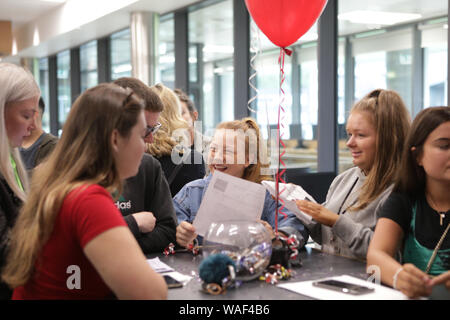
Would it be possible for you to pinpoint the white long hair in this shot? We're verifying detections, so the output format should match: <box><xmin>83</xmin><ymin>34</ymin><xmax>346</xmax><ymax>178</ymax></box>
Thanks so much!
<box><xmin>0</xmin><ymin>63</ymin><xmax>41</xmax><ymax>201</ymax></box>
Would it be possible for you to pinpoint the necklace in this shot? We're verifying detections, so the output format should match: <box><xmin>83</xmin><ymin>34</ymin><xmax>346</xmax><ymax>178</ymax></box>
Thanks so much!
<box><xmin>427</xmin><ymin>194</ymin><xmax>449</xmax><ymax>226</ymax></box>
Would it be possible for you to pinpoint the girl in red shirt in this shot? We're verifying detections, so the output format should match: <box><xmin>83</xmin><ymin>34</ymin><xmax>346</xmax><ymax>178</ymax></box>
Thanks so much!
<box><xmin>2</xmin><ymin>83</ymin><xmax>167</xmax><ymax>300</ymax></box>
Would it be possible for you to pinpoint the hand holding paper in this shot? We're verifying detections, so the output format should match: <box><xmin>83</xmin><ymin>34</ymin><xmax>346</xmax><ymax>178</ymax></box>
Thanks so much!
<box><xmin>261</xmin><ymin>181</ymin><xmax>315</xmax><ymax>225</ymax></box>
<box><xmin>192</xmin><ymin>171</ymin><xmax>266</xmax><ymax>236</ymax></box>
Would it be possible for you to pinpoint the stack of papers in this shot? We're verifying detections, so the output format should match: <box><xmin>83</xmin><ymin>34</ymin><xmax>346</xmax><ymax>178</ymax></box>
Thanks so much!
<box><xmin>262</xmin><ymin>181</ymin><xmax>315</xmax><ymax>224</ymax></box>
<box><xmin>163</xmin><ymin>271</ymin><xmax>193</xmax><ymax>286</ymax></box>
<box><xmin>277</xmin><ymin>275</ymin><xmax>409</xmax><ymax>300</ymax></box>
<box><xmin>147</xmin><ymin>257</ymin><xmax>193</xmax><ymax>286</ymax></box>
<box><xmin>147</xmin><ymin>257</ymin><xmax>174</xmax><ymax>273</ymax></box>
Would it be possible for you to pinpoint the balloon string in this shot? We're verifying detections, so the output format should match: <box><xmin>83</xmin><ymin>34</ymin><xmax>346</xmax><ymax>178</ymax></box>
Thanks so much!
<box><xmin>275</xmin><ymin>47</ymin><xmax>289</xmax><ymax>236</ymax></box>
<box><xmin>247</xmin><ymin>22</ymin><xmax>261</xmax><ymax>114</ymax></box>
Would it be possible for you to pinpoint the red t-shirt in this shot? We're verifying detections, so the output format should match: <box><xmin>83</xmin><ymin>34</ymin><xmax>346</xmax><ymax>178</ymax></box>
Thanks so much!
<box><xmin>13</xmin><ymin>184</ymin><xmax>127</xmax><ymax>300</ymax></box>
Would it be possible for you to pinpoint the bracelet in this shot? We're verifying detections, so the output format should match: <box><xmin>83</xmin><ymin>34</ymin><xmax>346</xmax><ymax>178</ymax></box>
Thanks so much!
<box><xmin>392</xmin><ymin>266</ymin><xmax>404</xmax><ymax>290</ymax></box>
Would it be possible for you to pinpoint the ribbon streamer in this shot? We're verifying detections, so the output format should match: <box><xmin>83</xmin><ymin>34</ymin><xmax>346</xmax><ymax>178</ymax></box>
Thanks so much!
<box><xmin>163</xmin><ymin>239</ymin><xmax>201</xmax><ymax>256</ymax></box>
<box><xmin>274</xmin><ymin>47</ymin><xmax>291</xmax><ymax>235</ymax></box>
<box><xmin>259</xmin><ymin>264</ymin><xmax>293</xmax><ymax>285</ymax></box>
<box><xmin>247</xmin><ymin>22</ymin><xmax>262</xmax><ymax>114</ymax></box>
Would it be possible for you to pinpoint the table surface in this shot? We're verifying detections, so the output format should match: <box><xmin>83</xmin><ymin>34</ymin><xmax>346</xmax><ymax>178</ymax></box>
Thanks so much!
<box><xmin>148</xmin><ymin>246</ymin><xmax>369</xmax><ymax>300</ymax></box>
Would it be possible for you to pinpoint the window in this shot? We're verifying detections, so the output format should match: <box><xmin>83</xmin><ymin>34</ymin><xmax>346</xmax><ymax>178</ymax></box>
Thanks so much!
<box><xmin>423</xmin><ymin>18</ymin><xmax>448</xmax><ymax>109</ymax></box>
<box><xmin>252</xmin><ymin>19</ymin><xmax>319</xmax><ymax>172</ymax></box>
<box><xmin>110</xmin><ymin>28</ymin><xmax>131</xmax><ymax>80</ymax></box>
<box><xmin>353</xmin><ymin>29</ymin><xmax>413</xmax><ymax>107</ymax></box>
<box><xmin>158</xmin><ymin>14</ymin><xmax>175</xmax><ymax>87</ymax></box>
<box><xmin>338</xmin><ymin>0</ymin><xmax>448</xmax><ymax>173</ymax></box>
<box><xmin>57</xmin><ymin>50</ymin><xmax>71</xmax><ymax>135</ymax></box>
<box><xmin>38</xmin><ymin>58</ymin><xmax>50</xmax><ymax>133</ymax></box>
<box><xmin>80</xmin><ymin>40</ymin><xmax>98</xmax><ymax>92</ymax></box>
<box><xmin>188</xmin><ymin>0</ymin><xmax>234</xmax><ymax>133</ymax></box>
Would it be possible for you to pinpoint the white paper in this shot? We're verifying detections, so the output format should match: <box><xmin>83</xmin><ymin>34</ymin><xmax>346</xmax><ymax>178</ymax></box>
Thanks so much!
<box><xmin>164</xmin><ymin>271</ymin><xmax>193</xmax><ymax>286</ymax></box>
<box><xmin>147</xmin><ymin>259</ymin><xmax>192</xmax><ymax>287</ymax></box>
<box><xmin>277</xmin><ymin>274</ymin><xmax>409</xmax><ymax>300</ymax></box>
<box><xmin>261</xmin><ymin>181</ymin><xmax>314</xmax><ymax>224</ymax></box>
<box><xmin>147</xmin><ymin>257</ymin><xmax>174</xmax><ymax>273</ymax></box>
<box><xmin>192</xmin><ymin>171</ymin><xmax>266</xmax><ymax>236</ymax></box>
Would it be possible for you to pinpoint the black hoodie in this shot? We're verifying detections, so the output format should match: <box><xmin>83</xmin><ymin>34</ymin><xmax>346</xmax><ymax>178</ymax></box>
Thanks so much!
<box><xmin>117</xmin><ymin>153</ymin><xmax>177</xmax><ymax>254</ymax></box>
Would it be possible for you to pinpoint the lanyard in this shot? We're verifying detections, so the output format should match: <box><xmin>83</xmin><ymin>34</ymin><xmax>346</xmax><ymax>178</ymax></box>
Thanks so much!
<box><xmin>10</xmin><ymin>154</ymin><xmax>24</xmax><ymax>192</ymax></box>
<box><xmin>337</xmin><ymin>177</ymin><xmax>359</xmax><ymax>215</ymax></box>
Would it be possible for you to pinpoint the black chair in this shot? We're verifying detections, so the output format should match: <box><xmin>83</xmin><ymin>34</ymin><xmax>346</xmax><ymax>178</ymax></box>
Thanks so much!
<box><xmin>283</xmin><ymin>169</ymin><xmax>336</xmax><ymax>203</ymax></box>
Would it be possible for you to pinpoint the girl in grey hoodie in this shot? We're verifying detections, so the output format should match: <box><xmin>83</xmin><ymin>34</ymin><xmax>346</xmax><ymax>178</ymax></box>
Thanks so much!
<box><xmin>296</xmin><ymin>89</ymin><xmax>410</xmax><ymax>260</ymax></box>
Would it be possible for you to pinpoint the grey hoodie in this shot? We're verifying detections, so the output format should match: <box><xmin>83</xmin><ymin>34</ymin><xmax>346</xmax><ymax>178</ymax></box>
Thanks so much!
<box><xmin>307</xmin><ymin>167</ymin><xmax>392</xmax><ymax>261</ymax></box>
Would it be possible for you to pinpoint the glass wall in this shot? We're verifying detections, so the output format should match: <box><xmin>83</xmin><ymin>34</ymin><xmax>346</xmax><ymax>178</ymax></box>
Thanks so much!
<box><xmin>423</xmin><ymin>18</ymin><xmax>448</xmax><ymax>110</ymax></box>
<box><xmin>158</xmin><ymin>14</ymin><xmax>175</xmax><ymax>87</ymax></box>
<box><xmin>38</xmin><ymin>58</ymin><xmax>50</xmax><ymax>133</ymax></box>
<box><xmin>251</xmin><ymin>19</ymin><xmax>319</xmax><ymax>172</ymax></box>
<box><xmin>353</xmin><ymin>29</ymin><xmax>413</xmax><ymax>106</ymax></box>
<box><xmin>110</xmin><ymin>28</ymin><xmax>132</xmax><ymax>80</ymax></box>
<box><xmin>80</xmin><ymin>40</ymin><xmax>98</xmax><ymax>92</ymax></box>
<box><xmin>57</xmin><ymin>50</ymin><xmax>71</xmax><ymax>135</ymax></box>
<box><xmin>338</xmin><ymin>0</ymin><xmax>448</xmax><ymax>173</ymax></box>
<box><xmin>188</xmin><ymin>0</ymin><xmax>234</xmax><ymax>134</ymax></box>
<box><xmin>22</xmin><ymin>0</ymin><xmax>448</xmax><ymax>174</ymax></box>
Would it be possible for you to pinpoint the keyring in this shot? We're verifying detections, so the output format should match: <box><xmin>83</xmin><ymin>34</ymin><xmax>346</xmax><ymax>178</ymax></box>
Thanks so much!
<box><xmin>205</xmin><ymin>283</ymin><xmax>223</xmax><ymax>295</ymax></box>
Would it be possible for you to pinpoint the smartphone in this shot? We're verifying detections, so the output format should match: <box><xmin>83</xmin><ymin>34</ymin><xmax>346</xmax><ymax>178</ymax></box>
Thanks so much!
<box><xmin>164</xmin><ymin>275</ymin><xmax>183</xmax><ymax>289</ymax></box>
<box><xmin>312</xmin><ymin>279</ymin><xmax>374</xmax><ymax>295</ymax></box>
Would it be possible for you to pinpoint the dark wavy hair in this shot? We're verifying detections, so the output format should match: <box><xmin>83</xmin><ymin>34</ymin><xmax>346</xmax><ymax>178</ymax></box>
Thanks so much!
<box><xmin>394</xmin><ymin>106</ymin><xmax>450</xmax><ymax>196</ymax></box>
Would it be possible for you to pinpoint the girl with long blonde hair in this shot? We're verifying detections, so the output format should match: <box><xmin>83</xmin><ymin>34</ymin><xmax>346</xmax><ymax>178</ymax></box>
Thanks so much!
<box><xmin>148</xmin><ymin>83</ymin><xmax>205</xmax><ymax>196</ymax></box>
<box><xmin>174</xmin><ymin>117</ymin><xmax>308</xmax><ymax>250</ymax></box>
<box><xmin>2</xmin><ymin>83</ymin><xmax>167</xmax><ymax>300</ymax></box>
<box><xmin>0</xmin><ymin>63</ymin><xmax>40</xmax><ymax>300</ymax></box>
<box><xmin>296</xmin><ymin>88</ymin><xmax>411</xmax><ymax>260</ymax></box>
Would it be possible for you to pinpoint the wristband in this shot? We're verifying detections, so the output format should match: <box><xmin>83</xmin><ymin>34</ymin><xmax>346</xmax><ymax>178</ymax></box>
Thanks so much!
<box><xmin>392</xmin><ymin>266</ymin><xmax>404</xmax><ymax>290</ymax></box>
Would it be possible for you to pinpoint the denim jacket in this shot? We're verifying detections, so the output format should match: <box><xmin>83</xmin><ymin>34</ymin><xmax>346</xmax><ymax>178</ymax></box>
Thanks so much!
<box><xmin>173</xmin><ymin>174</ymin><xmax>309</xmax><ymax>248</ymax></box>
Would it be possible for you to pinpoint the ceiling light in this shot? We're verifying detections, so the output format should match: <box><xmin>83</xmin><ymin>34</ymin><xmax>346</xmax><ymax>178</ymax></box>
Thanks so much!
<box><xmin>39</xmin><ymin>0</ymin><xmax>67</xmax><ymax>3</ymax></box>
<box><xmin>339</xmin><ymin>11</ymin><xmax>422</xmax><ymax>26</ymax></box>
<box><xmin>33</xmin><ymin>28</ymin><xmax>40</xmax><ymax>46</ymax></box>
<box><xmin>12</xmin><ymin>39</ymin><xmax>17</xmax><ymax>56</ymax></box>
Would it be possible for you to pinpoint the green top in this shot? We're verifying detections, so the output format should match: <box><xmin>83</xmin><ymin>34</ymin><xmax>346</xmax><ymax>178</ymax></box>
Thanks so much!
<box><xmin>10</xmin><ymin>154</ymin><xmax>24</xmax><ymax>192</ymax></box>
<box><xmin>403</xmin><ymin>202</ymin><xmax>450</xmax><ymax>276</ymax></box>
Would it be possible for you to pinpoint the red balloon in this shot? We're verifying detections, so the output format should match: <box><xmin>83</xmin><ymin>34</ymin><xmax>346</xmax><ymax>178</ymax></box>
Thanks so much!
<box><xmin>245</xmin><ymin>0</ymin><xmax>327</xmax><ymax>48</ymax></box>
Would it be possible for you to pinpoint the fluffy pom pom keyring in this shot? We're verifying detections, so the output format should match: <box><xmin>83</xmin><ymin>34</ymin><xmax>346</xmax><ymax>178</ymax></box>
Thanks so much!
<box><xmin>199</xmin><ymin>253</ymin><xmax>236</xmax><ymax>295</ymax></box>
